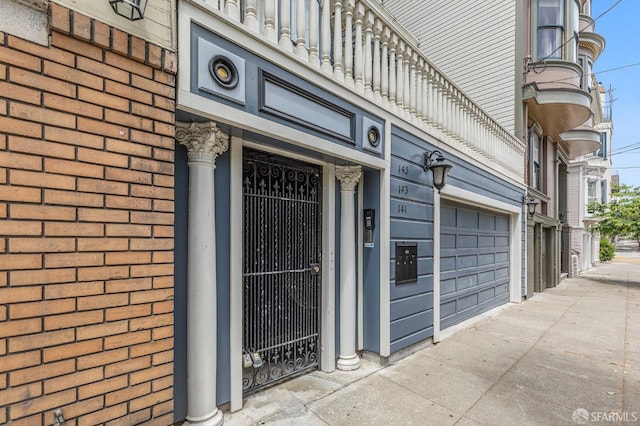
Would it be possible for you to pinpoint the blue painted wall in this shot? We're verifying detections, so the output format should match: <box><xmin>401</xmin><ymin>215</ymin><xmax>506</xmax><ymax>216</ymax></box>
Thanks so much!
<box><xmin>190</xmin><ymin>23</ymin><xmax>384</xmax><ymax>160</ymax></box>
<box><xmin>389</xmin><ymin>126</ymin><xmax>524</xmax><ymax>353</ymax></box>
<box><xmin>389</xmin><ymin>128</ymin><xmax>435</xmax><ymax>353</ymax></box>
<box><xmin>173</xmin><ymin>141</ymin><xmax>232</xmax><ymax>413</ymax></box>
<box><xmin>362</xmin><ymin>169</ymin><xmax>381</xmax><ymax>353</ymax></box>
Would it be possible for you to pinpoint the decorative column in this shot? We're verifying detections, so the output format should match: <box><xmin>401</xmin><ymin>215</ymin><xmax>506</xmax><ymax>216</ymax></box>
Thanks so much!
<box><xmin>335</xmin><ymin>165</ymin><xmax>362</xmax><ymax>371</ymax></box>
<box><xmin>176</xmin><ymin>122</ymin><xmax>229</xmax><ymax>426</ymax></box>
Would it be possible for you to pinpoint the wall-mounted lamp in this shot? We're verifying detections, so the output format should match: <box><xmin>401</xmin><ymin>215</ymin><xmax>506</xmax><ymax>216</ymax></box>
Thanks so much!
<box><xmin>109</xmin><ymin>0</ymin><xmax>147</xmax><ymax>21</ymax></box>
<box><xmin>524</xmin><ymin>195</ymin><xmax>539</xmax><ymax>217</ymax></box>
<box><xmin>423</xmin><ymin>150</ymin><xmax>452</xmax><ymax>193</ymax></box>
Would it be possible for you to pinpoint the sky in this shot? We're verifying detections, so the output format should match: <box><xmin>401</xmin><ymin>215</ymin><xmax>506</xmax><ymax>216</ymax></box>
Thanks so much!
<box><xmin>591</xmin><ymin>0</ymin><xmax>640</xmax><ymax>187</ymax></box>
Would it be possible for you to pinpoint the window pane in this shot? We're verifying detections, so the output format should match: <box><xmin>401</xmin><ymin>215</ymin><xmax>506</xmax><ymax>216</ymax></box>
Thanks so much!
<box><xmin>537</xmin><ymin>28</ymin><xmax>562</xmax><ymax>58</ymax></box>
<box><xmin>530</xmin><ymin>131</ymin><xmax>541</xmax><ymax>190</ymax></box>
<box><xmin>538</xmin><ymin>0</ymin><xmax>563</xmax><ymax>26</ymax></box>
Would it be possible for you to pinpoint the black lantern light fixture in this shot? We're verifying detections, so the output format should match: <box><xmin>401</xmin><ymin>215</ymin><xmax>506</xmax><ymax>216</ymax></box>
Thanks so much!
<box><xmin>423</xmin><ymin>150</ymin><xmax>452</xmax><ymax>193</ymax></box>
<box><xmin>109</xmin><ymin>0</ymin><xmax>147</xmax><ymax>21</ymax></box>
<box><xmin>524</xmin><ymin>195</ymin><xmax>539</xmax><ymax>217</ymax></box>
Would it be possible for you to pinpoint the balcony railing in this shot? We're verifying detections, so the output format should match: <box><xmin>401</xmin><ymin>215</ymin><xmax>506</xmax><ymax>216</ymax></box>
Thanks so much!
<box><xmin>196</xmin><ymin>0</ymin><xmax>525</xmax><ymax>179</ymax></box>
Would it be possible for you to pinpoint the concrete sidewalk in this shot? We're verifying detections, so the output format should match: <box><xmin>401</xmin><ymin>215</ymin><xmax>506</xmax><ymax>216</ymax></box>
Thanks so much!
<box><xmin>225</xmin><ymin>260</ymin><xmax>640</xmax><ymax>425</ymax></box>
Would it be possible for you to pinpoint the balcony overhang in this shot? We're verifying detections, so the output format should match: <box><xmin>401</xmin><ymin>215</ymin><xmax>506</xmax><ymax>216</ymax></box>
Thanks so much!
<box><xmin>524</xmin><ymin>82</ymin><xmax>593</xmax><ymax>137</ymax></box>
<box><xmin>579</xmin><ymin>33</ymin><xmax>605</xmax><ymax>61</ymax></box>
<box><xmin>558</xmin><ymin>127</ymin><xmax>601</xmax><ymax>160</ymax></box>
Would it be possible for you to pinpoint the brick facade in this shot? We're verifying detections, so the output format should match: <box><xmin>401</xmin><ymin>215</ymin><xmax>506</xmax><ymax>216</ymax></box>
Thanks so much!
<box><xmin>1</xmin><ymin>4</ymin><xmax>176</xmax><ymax>424</ymax></box>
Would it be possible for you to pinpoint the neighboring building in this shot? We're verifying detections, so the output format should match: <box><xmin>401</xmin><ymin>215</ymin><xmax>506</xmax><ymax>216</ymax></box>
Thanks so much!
<box><xmin>567</xmin><ymin>83</ymin><xmax>613</xmax><ymax>275</ymax></box>
<box><xmin>1</xmin><ymin>0</ymin><xmax>176</xmax><ymax>424</ymax></box>
<box><xmin>383</xmin><ymin>0</ymin><xmax>605</xmax><ymax>296</ymax></box>
<box><xmin>523</xmin><ymin>0</ymin><xmax>605</xmax><ymax>293</ymax></box>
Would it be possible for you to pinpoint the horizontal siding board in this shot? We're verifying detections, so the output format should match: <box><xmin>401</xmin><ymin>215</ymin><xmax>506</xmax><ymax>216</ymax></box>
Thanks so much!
<box><xmin>390</xmin><ymin>327</ymin><xmax>434</xmax><ymax>353</ymax></box>
<box><xmin>390</xmin><ymin>310</ymin><xmax>434</xmax><ymax>342</ymax></box>
<box><xmin>390</xmin><ymin>274</ymin><xmax>434</xmax><ymax>301</ymax></box>
<box><xmin>390</xmin><ymin>293</ymin><xmax>434</xmax><ymax>321</ymax></box>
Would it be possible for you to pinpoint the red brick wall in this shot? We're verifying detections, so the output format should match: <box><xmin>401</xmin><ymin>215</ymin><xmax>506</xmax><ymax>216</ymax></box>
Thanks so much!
<box><xmin>0</xmin><ymin>4</ymin><xmax>176</xmax><ymax>425</ymax></box>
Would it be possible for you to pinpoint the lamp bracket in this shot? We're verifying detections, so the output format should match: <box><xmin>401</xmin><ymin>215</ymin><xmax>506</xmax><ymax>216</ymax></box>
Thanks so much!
<box><xmin>422</xmin><ymin>150</ymin><xmax>444</xmax><ymax>171</ymax></box>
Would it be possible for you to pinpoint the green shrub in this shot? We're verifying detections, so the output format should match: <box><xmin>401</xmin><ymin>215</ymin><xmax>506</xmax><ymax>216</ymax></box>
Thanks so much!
<box><xmin>600</xmin><ymin>237</ymin><xmax>615</xmax><ymax>262</ymax></box>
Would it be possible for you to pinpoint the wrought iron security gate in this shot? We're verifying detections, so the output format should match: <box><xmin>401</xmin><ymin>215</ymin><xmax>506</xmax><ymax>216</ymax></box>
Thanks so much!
<box><xmin>242</xmin><ymin>149</ymin><xmax>322</xmax><ymax>393</ymax></box>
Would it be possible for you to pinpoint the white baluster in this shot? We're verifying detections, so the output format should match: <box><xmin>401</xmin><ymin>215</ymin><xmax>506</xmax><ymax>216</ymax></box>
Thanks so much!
<box><xmin>309</xmin><ymin>0</ymin><xmax>320</xmax><ymax>67</ymax></box>
<box><xmin>425</xmin><ymin>65</ymin><xmax>433</xmax><ymax>124</ymax></box>
<box><xmin>403</xmin><ymin>45</ymin><xmax>411</xmax><ymax>116</ymax></box>
<box><xmin>364</xmin><ymin>11</ymin><xmax>374</xmax><ymax>99</ymax></box>
<box><xmin>464</xmin><ymin>106</ymin><xmax>470</xmax><ymax>142</ymax></box>
<box><xmin>452</xmin><ymin>96</ymin><xmax>460</xmax><ymax>140</ymax></box>
<box><xmin>279</xmin><ymin>0</ymin><xmax>293</xmax><ymax>52</ymax></box>
<box><xmin>435</xmin><ymin>76</ymin><xmax>442</xmax><ymax>128</ymax></box>
<box><xmin>245</xmin><ymin>0</ymin><xmax>259</xmax><ymax>32</ymax></box>
<box><xmin>380</xmin><ymin>27</ymin><xmax>390</xmax><ymax>108</ymax></box>
<box><xmin>353</xmin><ymin>3</ymin><xmax>364</xmax><ymax>93</ymax></box>
<box><xmin>333</xmin><ymin>1</ymin><xmax>343</xmax><ymax>80</ymax></box>
<box><xmin>321</xmin><ymin>0</ymin><xmax>332</xmax><ymax>74</ymax></box>
<box><xmin>396</xmin><ymin>40</ymin><xmax>404</xmax><ymax>113</ymax></box>
<box><xmin>410</xmin><ymin>51</ymin><xmax>417</xmax><ymax>121</ymax></box>
<box><xmin>388</xmin><ymin>33</ymin><xmax>397</xmax><ymax>111</ymax></box>
<box><xmin>224</xmin><ymin>0</ymin><xmax>240</xmax><ymax>21</ymax></box>
<box><xmin>442</xmin><ymin>82</ymin><xmax>449</xmax><ymax>132</ymax></box>
<box><xmin>372</xmin><ymin>20</ymin><xmax>382</xmax><ymax>103</ymax></box>
<box><xmin>295</xmin><ymin>0</ymin><xmax>308</xmax><ymax>60</ymax></box>
<box><xmin>263</xmin><ymin>0</ymin><xmax>277</xmax><ymax>42</ymax></box>
<box><xmin>447</xmin><ymin>85</ymin><xmax>453</xmax><ymax>133</ymax></box>
<box><xmin>416</xmin><ymin>58</ymin><xmax>423</xmax><ymax>123</ymax></box>
<box><xmin>439</xmin><ymin>77</ymin><xmax>446</xmax><ymax>129</ymax></box>
<box><xmin>344</xmin><ymin>0</ymin><xmax>355</xmax><ymax>88</ymax></box>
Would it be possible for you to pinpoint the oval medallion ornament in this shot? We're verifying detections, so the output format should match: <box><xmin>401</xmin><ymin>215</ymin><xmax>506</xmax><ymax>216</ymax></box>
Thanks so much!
<box><xmin>209</xmin><ymin>55</ymin><xmax>239</xmax><ymax>89</ymax></box>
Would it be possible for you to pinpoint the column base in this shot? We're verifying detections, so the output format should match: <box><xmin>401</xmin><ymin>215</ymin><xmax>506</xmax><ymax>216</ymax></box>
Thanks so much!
<box><xmin>186</xmin><ymin>408</ymin><xmax>224</xmax><ymax>426</ymax></box>
<box><xmin>337</xmin><ymin>354</ymin><xmax>361</xmax><ymax>371</ymax></box>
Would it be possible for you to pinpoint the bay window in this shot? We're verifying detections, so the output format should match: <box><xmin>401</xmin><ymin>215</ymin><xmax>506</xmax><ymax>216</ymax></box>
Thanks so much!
<box><xmin>537</xmin><ymin>0</ymin><xmax>564</xmax><ymax>59</ymax></box>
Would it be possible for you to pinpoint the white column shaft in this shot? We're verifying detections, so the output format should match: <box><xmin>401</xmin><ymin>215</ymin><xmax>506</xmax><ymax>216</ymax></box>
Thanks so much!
<box><xmin>186</xmin><ymin>162</ymin><xmax>222</xmax><ymax>426</ymax></box>
<box><xmin>336</xmin><ymin>165</ymin><xmax>361</xmax><ymax>371</ymax></box>
<box><xmin>177</xmin><ymin>122</ymin><xmax>228</xmax><ymax>426</ymax></box>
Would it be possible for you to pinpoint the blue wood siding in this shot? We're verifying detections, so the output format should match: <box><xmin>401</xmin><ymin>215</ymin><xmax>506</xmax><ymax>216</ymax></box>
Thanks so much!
<box><xmin>389</xmin><ymin>128</ymin><xmax>435</xmax><ymax>353</ymax></box>
<box><xmin>389</xmin><ymin>126</ymin><xmax>524</xmax><ymax>354</ymax></box>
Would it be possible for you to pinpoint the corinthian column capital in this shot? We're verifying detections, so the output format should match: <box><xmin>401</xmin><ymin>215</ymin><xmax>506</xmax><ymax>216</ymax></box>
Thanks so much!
<box><xmin>335</xmin><ymin>165</ymin><xmax>362</xmax><ymax>191</ymax></box>
<box><xmin>176</xmin><ymin>121</ymin><xmax>229</xmax><ymax>164</ymax></box>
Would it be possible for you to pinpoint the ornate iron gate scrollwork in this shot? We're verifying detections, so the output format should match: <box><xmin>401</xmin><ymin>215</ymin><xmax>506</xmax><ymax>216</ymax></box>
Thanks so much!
<box><xmin>242</xmin><ymin>149</ymin><xmax>322</xmax><ymax>393</ymax></box>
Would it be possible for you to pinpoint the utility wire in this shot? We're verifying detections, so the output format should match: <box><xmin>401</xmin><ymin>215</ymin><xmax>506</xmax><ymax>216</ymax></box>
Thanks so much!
<box><xmin>611</xmin><ymin>147</ymin><xmax>640</xmax><ymax>156</ymax></box>
<box><xmin>530</xmin><ymin>61</ymin><xmax>640</xmax><ymax>85</ymax></box>
<box><xmin>611</xmin><ymin>141</ymin><xmax>640</xmax><ymax>154</ymax></box>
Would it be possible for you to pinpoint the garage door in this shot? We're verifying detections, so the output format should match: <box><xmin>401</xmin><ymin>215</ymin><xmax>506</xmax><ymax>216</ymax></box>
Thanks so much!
<box><xmin>440</xmin><ymin>201</ymin><xmax>510</xmax><ymax>329</ymax></box>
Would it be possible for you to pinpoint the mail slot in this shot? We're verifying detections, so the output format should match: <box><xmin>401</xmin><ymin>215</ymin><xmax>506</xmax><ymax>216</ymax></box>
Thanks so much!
<box><xmin>395</xmin><ymin>242</ymin><xmax>417</xmax><ymax>284</ymax></box>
